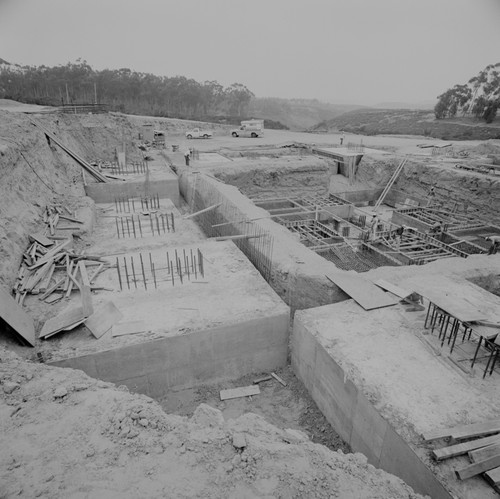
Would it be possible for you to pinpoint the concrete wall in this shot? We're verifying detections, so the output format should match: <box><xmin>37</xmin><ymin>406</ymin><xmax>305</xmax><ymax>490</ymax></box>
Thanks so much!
<box><xmin>85</xmin><ymin>178</ymin><xmax>180</xmax><ymax>206</ymax></box>
<box><xmin>391</xmin><ymin>211</ymin><xmax>429</xmax><ymax>232</ymax></box>
<box><xmin>50</xmin><ymin>312</ymin><xmax>289</xmax><ymax>398</ymax></box>
<box><xmin>332</xmin><ymin>188</ymin><xmax>383</xmax><ymax>205</ymax></box>
<box><xmin>291</xmin><ymin>320</ymin><xmax>453</xmax><ymax>499</ymax></box>
<box><xmin>385</xmin><ymin>189</ymin><xmax>423</xmax><ymax>208</ymax></box>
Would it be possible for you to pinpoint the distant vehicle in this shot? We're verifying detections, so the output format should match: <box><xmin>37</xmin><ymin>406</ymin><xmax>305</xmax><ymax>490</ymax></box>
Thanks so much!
<box><xmin>231</xmin><ymin>119</ymin><xmax>264</xmax><ymax>138</ymax></box>
<box><xmin>185</xmin><ymin>128</ymin><xmax>213</xmax><ymax>139</ymax></box>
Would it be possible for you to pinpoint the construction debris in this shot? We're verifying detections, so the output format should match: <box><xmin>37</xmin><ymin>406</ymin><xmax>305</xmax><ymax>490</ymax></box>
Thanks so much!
<box><xmin>220</xmin><ymin>385</ymin><xmax>260</xmax><ymax>401</ymax></box>
<box><xmin>429</xmin><ymin>419</ymin><xmax>500</xmax><ymax>492</ymax></box>
<box><xmin>13</xmin><ymin>204</ymin><xmax>111</xmax><ymax>307</ymax></box>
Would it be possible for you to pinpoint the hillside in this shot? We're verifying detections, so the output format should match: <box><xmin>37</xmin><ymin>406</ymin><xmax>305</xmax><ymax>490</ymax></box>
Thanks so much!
<box><xmin>248</xmin><ymin>98</ymin><xmax>363</xmax><ymax>131</ymax></box>
<box><xmin>312</xmin><ymin>107</ymin><xmax>500</xmax><ymax>140</ymax></box>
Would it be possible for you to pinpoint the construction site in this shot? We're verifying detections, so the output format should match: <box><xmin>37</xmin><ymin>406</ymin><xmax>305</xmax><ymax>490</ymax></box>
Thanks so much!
<box><xmin>2</xmin><ymin>100</ymin><xmax>500</xmax><ymax>499</ymax></box>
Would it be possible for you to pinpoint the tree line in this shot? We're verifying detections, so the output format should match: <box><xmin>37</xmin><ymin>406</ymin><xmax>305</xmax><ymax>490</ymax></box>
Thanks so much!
<box><xmin>434</xmin><ymin>63</ymin><xmax>500</xmax><ymax>123</ymax></box>
<box><xmin>0</xmin><ymin>59</ymin><xmax>255</xmax><ymax>120</ymax></box>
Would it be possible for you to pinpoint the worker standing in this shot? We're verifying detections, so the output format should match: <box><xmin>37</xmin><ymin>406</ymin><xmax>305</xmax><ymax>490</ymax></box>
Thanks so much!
<box><xmin>486</xmin><ymin>236</ymin><xmax>500</xmax><ymax>255</ymax></box>
<box><xmin>369</xmin><ymin>213</ymin><xmax>379</xmax><ymax>242</ymax></box>
<box><xmin>184</xmin><ymin>148</ymin><xmax>191</xmax><ymax>166</ymax></box>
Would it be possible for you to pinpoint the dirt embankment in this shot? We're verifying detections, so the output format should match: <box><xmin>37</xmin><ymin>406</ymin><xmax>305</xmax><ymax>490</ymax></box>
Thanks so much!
<box><xmin>0</xmin><ymin>348</ymin><xmax>425</xmax><ymax>499</ymax></box>
<box><xmin>358</xmin><ymin>154</ymin><xmax>500</xmax><ymax>217</ymax></box>
<box><xmin>0</xmin><ymin>111</ymin><xmax>146</xmax><ymax>289</ymax></box>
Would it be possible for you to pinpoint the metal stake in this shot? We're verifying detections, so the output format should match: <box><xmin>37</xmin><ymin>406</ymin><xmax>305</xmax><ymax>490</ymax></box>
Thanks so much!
<box><xmin>116</xmin><ymin>257</ymin><xmax>123</xmax><ymax>290</ymax></box>
<box><xmin>123</xmin><ymin>257</ymin><xmax>130</xmax><ymax>290</ymax></box>
<box><xmin>131</xmin><ymin>256</ymin><xmax>137</xmax><ymax>289</ymax></box>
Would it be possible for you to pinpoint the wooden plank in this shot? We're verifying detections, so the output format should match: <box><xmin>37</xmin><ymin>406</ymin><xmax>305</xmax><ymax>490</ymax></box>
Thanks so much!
<box><xmin>184</xmin><ymin>203</ymin><xmax>221</xmax><ymax>220</ymax></box>
<box><xmin>85</xmin><ymin>301</ymin><xmax>123</xmax><ymax>339</ymax></box>
<box><xmin>39</xmin><ymin>278</ymin><xmax>65</xmax><ymax>301</ymax></box>
<box><xmin>28</xmin><ymin>239</ymin><xmax>71</xmax><ymax>270</ymax></box>
<box><xmin>220</xmin><ymin>385</ymin><xmax>260</xmax><ymax>401</ymax></box>
<box><xmin>59</xmin><ymin>215</ymin><xmax>83</xmax><ymax>224</ymax></box>
<box><xmin>373</xmin><ymin>279</ymin><xmax>412</xmax><ymax>299</ymax></box>
<box><xmin>29</xmin><ymin>233</ymin><xmax>54</xmax><ymax>247</ymax></box>
<box><xmin>484</xmin><ymin>467</ymin><xmax>500</xmax><ymax>488</ymax></box>
<box><xmin>253</xmin><ymin>375</ymin><xmax>272</xmax><ymax>384</ymax></box>
<box><xmin>423</xmin><ymin>419</ymin><xmax>500</xmax><ymax>442</ymax></box>
<box><xmin>112</xmin><ymin>320</ymin><xmax>146</xmax><ymax>337</ymax></box>
<box><xmin>432</xmin><ymin>434</ymin><xmax>500</xmax><ymax>461</ymax></box>
<box><xmin>456</xmin><ymin>454</ymin><xmax>500</xmax><ymax>480</ymax></box>
<box><xmin>271</xmin><ymin>372</ymin><xmax>287</xmax><ymax>386</ymax></box>
<box><xmin>39</xmin><ymin>306</ymin><xmax>85</xmax><ymax>339</ymax></box>
<box><xmin>469</xmin><ymin>443</ymin><xmax>500</xmax><ymax>463</ymax></box>
<box><xmin>325</xmin><ymin>273</ymin><xmax>399</xmax><ymax>311</ymax></box>
<box><xmin>0</xmin><ymin>285</ymin><xmax>35</xmax><ymax>347</ymax></box>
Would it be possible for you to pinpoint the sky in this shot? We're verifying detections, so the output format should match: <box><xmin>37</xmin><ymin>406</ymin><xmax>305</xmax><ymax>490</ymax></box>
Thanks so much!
<box><xmin>1</xmin><ymin>0</ymin><xmax>499</xmax><ymax>106</ymax></box>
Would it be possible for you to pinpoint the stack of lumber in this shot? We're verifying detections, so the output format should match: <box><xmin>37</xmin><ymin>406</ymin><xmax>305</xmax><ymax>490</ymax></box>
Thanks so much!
<box><xmin>13</xmin><ymin>237</ymin><xmax>110</xmax><ymax>306</ymax></box>
<box><xmin>43</xmin><ymin>204</ymin><xmax>84</xmax><ymax>236</ymax></box>
<box><xmin>425</xmin><ymin>418</ymin><xmax>500</xmax><ymax>492</ymax></box>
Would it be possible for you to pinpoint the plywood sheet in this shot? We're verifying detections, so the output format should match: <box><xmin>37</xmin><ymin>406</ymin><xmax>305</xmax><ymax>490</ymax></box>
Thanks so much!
<box><xmin>112</xmin><ymin>320</ymin><xmax>146</xmax><ymax>337</ymax></box>
<box><xmin>85</xmin><ymin>301</ymin><xmax>123</xmax><ymax>339</ymax></box>
<box><xmin>39</xmin><ymin>306</ymin><xmax>86</xmax><ymax>339</ymax></box>
<box><xmin>29</xmin><ymin>233</ymin><xmax>54</xmax><ymax>247</ymax></box>
<box><xmin>220</xmin><ymin>385</ymin><xmax>260</xmax><ymax>401</ymax></box>
<box><xmin>325</xmin><ymin>273</ymin><xmax>399</xmax><ymax>311</ymax></box>
<box><xmin>0</xmin><ymin>286</ymin><xmax>35</xmax><ymax>347</ymax></box>
<box><xmin>373</xmin><ymin>279</ymin><xmax>412</xmax><ymax>299</ymax></box>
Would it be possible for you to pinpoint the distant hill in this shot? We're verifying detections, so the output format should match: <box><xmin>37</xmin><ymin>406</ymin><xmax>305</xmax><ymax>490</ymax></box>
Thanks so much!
<box><xmin>310</xmin><ymin>107</ymin><xmax>500</xmax><ymax>140</ymax></box>
<box><xmin>247</xmin><ymin>97</ymin><xmax>364</xmax><ymax>131</ymax></box>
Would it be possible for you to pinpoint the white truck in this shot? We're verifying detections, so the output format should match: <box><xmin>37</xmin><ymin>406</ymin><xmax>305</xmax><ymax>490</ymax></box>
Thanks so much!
<box><xmin>185</xmin><ymin>128</ymin><xmax>213</xmax><ymax>139</ymax></box>
<box><xmin>231</xmin><ymin>119</ymin><xmax>264</xmax><ymax>138</ymax></box>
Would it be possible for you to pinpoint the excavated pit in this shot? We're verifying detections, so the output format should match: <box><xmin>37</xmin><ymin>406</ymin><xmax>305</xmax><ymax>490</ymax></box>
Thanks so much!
<box><xmin>2</xmin><ymin>107</ymin><xmax>500</xmax><ymax>499</ymax></box>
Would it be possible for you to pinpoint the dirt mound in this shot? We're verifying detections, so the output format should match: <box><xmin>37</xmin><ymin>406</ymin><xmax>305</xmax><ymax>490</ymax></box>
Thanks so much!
<box><xmin>0</xmin><ymin>349</ymin><xmax>425</xmax><ymax>498</ymax></box>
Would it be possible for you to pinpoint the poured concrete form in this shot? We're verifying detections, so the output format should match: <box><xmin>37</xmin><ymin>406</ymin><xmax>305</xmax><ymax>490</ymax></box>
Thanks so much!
<box><xmin>292</xmin><ymin>257</ymin><xmax>500</xmax><ymax>499</ymax></box>
<box><xmin>46</xmin><ymin>238</ymin><xmax>289</xmax><ymax>396</ymax></box>
<box><xmin>84</xmin><ymin>152</ymin><xmax>180</xmax><ymax>206</ymax></box>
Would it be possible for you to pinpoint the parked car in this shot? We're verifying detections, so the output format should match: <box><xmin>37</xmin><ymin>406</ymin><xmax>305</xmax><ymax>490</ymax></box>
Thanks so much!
<box><xmin>185</xmin><ymin>128</ymin><xmax>213</xmax><ymax>139</ymax></box>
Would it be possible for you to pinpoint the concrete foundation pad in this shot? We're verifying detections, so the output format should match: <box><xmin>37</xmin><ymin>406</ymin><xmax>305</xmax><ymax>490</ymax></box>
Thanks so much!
<box><xmin>84</xmin><ymin>152</ymin><xmax>180</xmax><ymax>205</ymax></box>
<box><xmin>292</xmin><ymin>295</ymin><xmax>500</xmax><ymax>499</ymax></box>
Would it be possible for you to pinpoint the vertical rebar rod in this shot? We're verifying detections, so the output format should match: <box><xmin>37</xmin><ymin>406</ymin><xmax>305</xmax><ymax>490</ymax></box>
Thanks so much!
<box><xmin>155</xmin><ymin>214</ymin><xmax>160</xmax><ymax>234</ymax></box>
<box><xmin>115</xmin><ymin>217</ymin><xmax>120</xmax><ymax>238</ymax></box>
<box><xmin>123</xmin><ymin>257</ymin><xmax>130</xmax><ymax>290</ymax></box>
<box><xmin>131</xmin><ymin>215</ymin><xmax>136</xmax><ymax>238</ymax></box>
<box><xmin>131</xmin><ymin>256</ymin><xmax>137</xmax><ymax>289</ymax></box>
<box><xmin>149</xmin><ymin>252</ymin><xmax>153</xmax><ymax>275</ymax></box>
<box><xmin>127</xmin><ymin>198</ymin><xmax>131</xmax><ymax>213</ymax></box>
<box><xmin>140</xmin><ymin>253</ymin><xmax>147</xmax><ymax>290</ymax></box>
<box><xmin>116</xmin><ymin>257</ymin><xmax>123</xmax><ymax>291</ymax></box>
<box><xmin>166</xmin><ymin>213</ymin><xmax>170</xmax><ymax>231</ymax></box>
<box><xmin>149</xmin><ymin>216</ymin><xmax>154</xmax><ymax>236</ymax></box>
<box><xmin>152</xmin><ymin>262</ymin><xmax>157</xmax><ymax>289</ymax></box>
<box><xmin>178</xmin><ymin>258</ymin><xmax>183</xmax><ymax>284</ymax></box>
<box><xmin>171</xmin><ymin>261</ymin><xmax>175</xmax><ymax>286</ymax></box>
<box><xmin>120</xmin><ymin>217</ymin><xmax>125</xmax><ymax>238</ymax></box>
<box><xmin>138</xmin><ymin>216</ymin><xmax>143</xmax><ymax>237</ymax></box>
<box><xmin>175</xmin><ymin>250</ymin><xmax>179</xmax><ymax>273</ymax></box>
<box><xmin>126</xmin><ymin>217</ymin><xmax>131</xmax><ymax>237</ymax></box>
<box><xmin>171</xmin><ymin>213</ymin><xmax>175</xmax><ymax>232</ymax></box>
<box><xmin>114</xmin><ymin>197</ymin><xmax>118</xmax><ymax>213</ymax></box>
<box><xmin>190</xmin><ymin>249</ymin><xmax>194</xmax><ymax>272</ymax></box>
<box><xmin>193</xmin><ymin>255</ymin><xmax>197</xmax><ymax>279</ymax></box>
<box><xmin>132</xmin><ymin>199</ymin><xmax>135</xmax><ymax>212</ymax></box>
<box><xmin>166</xmin><ymin>252</ymin><xmax>170</xmax><ymax>274</ymax></box>
<box><xmin>161</xmin><ymin>214</ymin><xmax>166</xmax><ymax>233</ymax></box>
